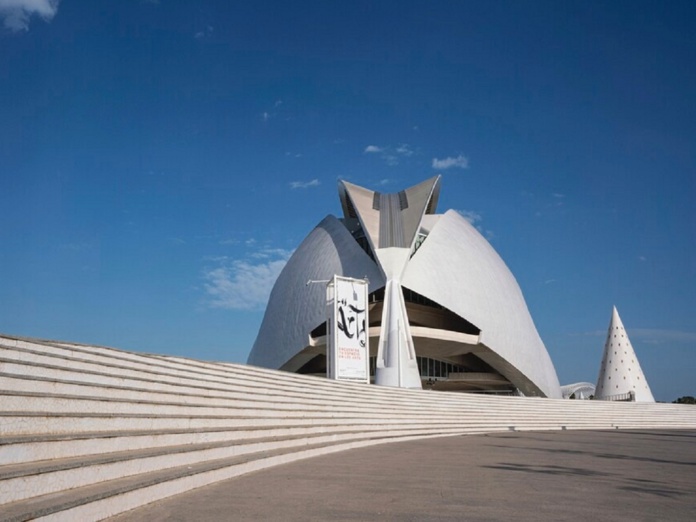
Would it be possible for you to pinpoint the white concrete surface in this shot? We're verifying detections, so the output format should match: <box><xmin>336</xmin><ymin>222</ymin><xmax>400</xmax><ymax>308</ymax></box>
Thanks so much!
<box><xmin>1</xmin><ymin>333</ymin><xmax>695</xmax><ymax>521</ymax></box>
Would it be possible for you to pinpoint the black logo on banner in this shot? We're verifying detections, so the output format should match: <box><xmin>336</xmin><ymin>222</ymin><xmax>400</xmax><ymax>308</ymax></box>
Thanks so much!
<box><xmin>337</xmin><ymin>298</ymin><xmax>367</xmax><ymax>348</ymax></box>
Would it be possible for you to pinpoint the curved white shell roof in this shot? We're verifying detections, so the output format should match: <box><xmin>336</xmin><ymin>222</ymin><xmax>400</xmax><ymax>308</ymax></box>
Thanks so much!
<box><xmin>247</xmin><ymin>214</ymin><xmax>386</xmax><ymax>370</ymax></box>
<box><xmin>402</xmin><ymin>210</ymin><xmax>561</xmax><ymax>398</ymax></box>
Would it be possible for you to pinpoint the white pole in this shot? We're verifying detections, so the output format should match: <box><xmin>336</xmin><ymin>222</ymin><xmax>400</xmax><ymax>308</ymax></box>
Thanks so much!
<box><xmin>397</xmin><ymin>319</ymin><xmax>402</xmax><ymax>387</ymax></box>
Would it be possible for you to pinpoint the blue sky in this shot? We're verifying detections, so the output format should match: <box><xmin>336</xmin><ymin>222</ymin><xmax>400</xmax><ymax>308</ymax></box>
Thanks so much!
<box><xmin>1</xmin><ymin>1</ymin><xmax>694</xmax><ymax>402</ymax></box>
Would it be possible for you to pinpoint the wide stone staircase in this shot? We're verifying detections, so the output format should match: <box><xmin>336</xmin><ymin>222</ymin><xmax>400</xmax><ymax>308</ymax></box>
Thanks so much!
<box><xmin>1</xmin><ymin>333</ymin><xmax>695</xmax><ymax>521</ymax></box>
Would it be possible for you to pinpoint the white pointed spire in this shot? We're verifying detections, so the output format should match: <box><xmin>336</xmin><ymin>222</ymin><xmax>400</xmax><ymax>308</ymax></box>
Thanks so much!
<box><xmin>595</xmin><ymin>306</ymin><xmax>654</xmax><ymax>402</ymax></box>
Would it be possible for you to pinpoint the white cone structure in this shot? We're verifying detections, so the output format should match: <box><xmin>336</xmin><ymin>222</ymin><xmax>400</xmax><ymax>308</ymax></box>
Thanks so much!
<box><xmin>595</xmin><ymin>306</ymin><xmax>655</xmax><ymax>402</ymax></box>
<box><xmin>374</xmin><ymin>278</ymin><xmax>422</xmax><ymax>388</ymax></box>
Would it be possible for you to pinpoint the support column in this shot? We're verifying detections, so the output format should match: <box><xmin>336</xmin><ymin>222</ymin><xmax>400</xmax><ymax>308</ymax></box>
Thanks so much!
<box><xmin>374</xmin><ymin>279</ymin><xmax>422</xmax><ymax>389</ymax></box>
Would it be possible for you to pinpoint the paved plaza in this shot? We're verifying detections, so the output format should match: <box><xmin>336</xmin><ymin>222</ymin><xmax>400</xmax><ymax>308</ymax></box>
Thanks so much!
<box><xmin>109</xmin><ymin>429</ymin><xmax>696</xmax><ymax>521</ymax></box>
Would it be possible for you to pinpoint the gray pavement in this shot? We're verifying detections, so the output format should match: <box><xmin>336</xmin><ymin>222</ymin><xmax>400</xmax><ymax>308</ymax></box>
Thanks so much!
<box><xmin>109</xmin><ymin>429</ymin><xmax>696</xmax><ymax>521</ymax></box>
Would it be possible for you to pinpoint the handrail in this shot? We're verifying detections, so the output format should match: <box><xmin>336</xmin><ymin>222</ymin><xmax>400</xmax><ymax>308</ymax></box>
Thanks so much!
<box><xmin>596</xmin><ymin>391</ymin><xmax>635</xmax><ymax>402</ymax></box>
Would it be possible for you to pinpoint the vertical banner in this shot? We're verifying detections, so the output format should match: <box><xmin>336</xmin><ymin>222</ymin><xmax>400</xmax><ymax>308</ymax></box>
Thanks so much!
<box><xmin>328</xmin><ymin>275</ymin><xmax>369</xmax><ymax>383</ymax></box>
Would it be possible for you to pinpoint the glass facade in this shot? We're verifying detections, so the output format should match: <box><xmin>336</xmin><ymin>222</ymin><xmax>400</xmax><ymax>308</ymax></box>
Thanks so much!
<box><xmin>368</xmin><ymin>356</ymin><xmax>466</xmax><ymax>380</ymax></box>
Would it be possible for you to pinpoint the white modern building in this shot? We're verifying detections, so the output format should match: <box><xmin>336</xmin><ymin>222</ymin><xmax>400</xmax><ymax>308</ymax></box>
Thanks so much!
<box><xmin>248</xmin><ymin>176</ymin><xmax>562</xmax><ymax>398</ymax></box>
<box><xmin>561</xmin><ymin>382</ymin><xmax>596</xmax><ymax>400</ymax></box>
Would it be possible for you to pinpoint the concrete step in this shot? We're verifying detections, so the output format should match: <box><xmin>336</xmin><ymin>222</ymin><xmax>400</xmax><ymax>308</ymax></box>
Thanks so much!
<box><xmin>7</xmin><ymin>411</ymin><xmax>670</xmax><ymax>467</ymax></box>
<box><xmin>0</xmin><ymin>347</ymin><xmax>492</xmax><ymax>411</ymax></box>
<box><xmin>0</xmin><ymin>431</ymin><xmax>459</xmax><ymax>522</ymax></box>
<box><xmin>0</xmin><ymin>420</ymin><xmax>504</xmax><ymax>465</ymax></box>
<box><xmin>2</xmin><ymin>371</ymin><xmax>646</xmax><ymax>421</ymax></box>
<box><xmin>1</xmin><ymin>340</ymin><xmax>414</xmax><ymax>403</ymax></box>
<box><xmin>7</xmin><ymin>410</ymin><xmax>670</xmax><ymax>447</ymax></box>
<box><xmin>4</xmin><ymin>354</ymin><xmax>684</xmax><ymax>422</ymax></box>
<box><xmin>4</xmin><ymin>389</ymin><xmax>677</xmax><ymax>432</ymax></box>
<box><xmin>7</xmin><ymin>344</ymin><xmax>689</xmax><ymax>426</ymax></box>
<box><xmin>0</xmin><ymin>412</ymin><xmax>426</xmax><ymax>437</ymax></box>
<box><xmin>0</xmin><ymin>426</ymin><xmax>476</xmax><ymax>505</ymax></box>
<box><xmin>1</xmin><ymin>333</ymin><xmax>696</xmax><ymax>521</ymax></box>
<box><xmin>4</xmin><ymin>339</ymin><xmax>599</xmax><ymax>410</ymax></box>
<box><xmin>1</xmin><ymin>414</ymin><xmax>688</xmax><ymax>467</ymax></box>
<box><xmin>4</xmin><ymin>337</ymin><xmax>693</xmax><ymax>415</ymax></box>
<box><xmin>1</xmin><ymin>347</ymin><xmax>549</xmax><ymax>414</ymax></box>
<box><xmin>1</xmin><ymin>365</ymin><xmax>587</xmax><ymax>416</ymax></box>
<box><xmin>0</xmin><ymin>372</ymin><xmax>435</xmax><ymax>415</ymax></box>
<box><xmin>2</xmin><ymin>338</ymin><xmax>397</xmax><ymax>399</ymax></box>
<box><xmin>2</xmin><ymin>376</ymin><xmax>692</xmax><ymax>421</ymax></box>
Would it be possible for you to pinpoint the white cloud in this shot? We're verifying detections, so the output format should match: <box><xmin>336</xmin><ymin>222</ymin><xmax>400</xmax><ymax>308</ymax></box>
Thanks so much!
<box><xmin>203</xmin><ymin>248</ymin><xmax>293</xmax><ymax>310</ymax></box>
<box><xmin>259</xmin><ymin>100</ymin><xmax>284</xmax><ymax>122</ymax></box>
<box><xmin>0</xmin><ymin>0</ymin><xmax>59</xmax><ymax>32</ymax></box>
<box><xmin>432</xmin><ymin>154</ymin><xmax>469</xmax><ymax>170</ymax></box>
<box><xmin>203</xmin><ymin>255</ymin><xmax>229</xmax><ymax>263</ymax></box>
<box><xmin>551</xmin><ymin>193</ymin><xmax>566</xmax><ymax>207</ymax></box>
<box><xmin>395</xmin><ymin>144</ymin><xmax>414</xmax><ymax>157</ymax></box>
<box><xmin>456</xmin><ymin>209</ymin><xmax>494</xmax><ymax>239</ymax></box>
<box><xmin>250</xmin><ymin>247</ymin><xmax>292</xmax><ymax>259</ymax></box>
<box><xmin>581</xmin><ymin>328</ymin><xmax>696</xmax><ymax>345</ymax></box>
<box><xmin>364</xmin><ymin>143</ymin><xmax>416</xmax><ymax>166</ymax></box>
<box><xmin>383</xmin><ymin>154</ymin><xmax>398</xmax><ymax>166</ymax></box>
<box><xmin>456</xmin><ymin>209</ymin><xmax>482</xmax><ymax>225</ymax></box>
<box><xmin>193</xmin><ymin>25</ymin><xmax>215</xmax><ymax>40</ymax></box>
<box><xmin>290</xmin><ymin>179</ymin><xmax>320</xmax><ymax>189</ymax></box>
<box><xmin>629</xmin><ymin>329</ymin><xmax>696</xmax><ymax>345</ymax></box>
